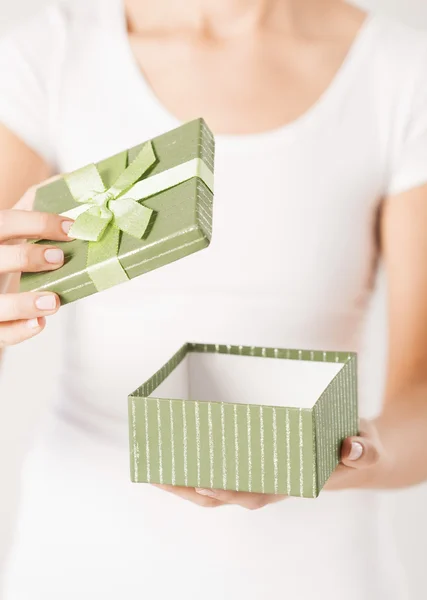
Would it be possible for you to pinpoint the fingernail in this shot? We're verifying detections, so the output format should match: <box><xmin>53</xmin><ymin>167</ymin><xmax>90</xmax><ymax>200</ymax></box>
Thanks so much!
<box><xmin>348</xmin><ymin>441</ymin><xmax>364</xmax><ymax>461</ymax></box>
<box><xmin>27</xmin><ymin>317</ymin><xmax>41</xmax><ymax>329</ymax></box>
<box><xmin>61</xmin><ymin>220</ymin><xmax>73</xmax><ymax>235</ymax></box>
<box><xmin>35</xmin><ymin>295</ymin><xmax>57</xmax><ymax>311</ymax></box>
<box><xmin>195</xmin><ymin>488</ymin><xmax>217</xmax><ymax>498</ymax></box>
<box><xmin>44</xmin><ymin>249</ymin><xmax>64</xmax><ymax>264</ymax></box>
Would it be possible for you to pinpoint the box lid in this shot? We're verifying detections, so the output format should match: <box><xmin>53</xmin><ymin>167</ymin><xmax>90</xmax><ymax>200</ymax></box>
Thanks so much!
<box><xmin>20</xmin><ymin>119</ymin><xmax>214</xmax><ymax>304</ymax></box>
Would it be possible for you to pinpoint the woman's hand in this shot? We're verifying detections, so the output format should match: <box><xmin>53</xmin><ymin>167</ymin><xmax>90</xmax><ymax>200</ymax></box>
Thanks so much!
<box><xmin>0</xmin><ymin>186</ymin><xmax>73</xmax><ymax>348</ymax></box>
<box><xmin>324</xmin><ymin>418</ymin><xmax>384</xmax><ymax>491</ymax></box>
<box><xmin>154</xmin><ymin>419</ymin><xmax>383</xmax><ymax>508</ymax></box>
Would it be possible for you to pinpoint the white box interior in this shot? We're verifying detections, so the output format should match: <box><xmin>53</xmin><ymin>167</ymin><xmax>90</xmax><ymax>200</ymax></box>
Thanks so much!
<box><xmin>151</xmin><ymin>352</ymin><xmax>343</xmax><ymax>408</ymax></box>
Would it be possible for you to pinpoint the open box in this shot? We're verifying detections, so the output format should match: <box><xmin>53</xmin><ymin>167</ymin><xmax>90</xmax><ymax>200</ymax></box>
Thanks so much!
<box><xmin>128</xmin><ymin>343</ymin><xmax>358</xmax><ymax>498</ymax></box>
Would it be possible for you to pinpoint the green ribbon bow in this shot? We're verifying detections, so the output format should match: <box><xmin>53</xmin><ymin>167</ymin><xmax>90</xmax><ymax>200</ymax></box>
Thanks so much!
<box><xmin>66</xmin><ymin>142</ymin><xmax>157</xmax><ymax>244</ymax></box>
<box><xmin>61</xmin><ymin>142</ymin><xmax>213</xmax><ymax>292</ymax></box>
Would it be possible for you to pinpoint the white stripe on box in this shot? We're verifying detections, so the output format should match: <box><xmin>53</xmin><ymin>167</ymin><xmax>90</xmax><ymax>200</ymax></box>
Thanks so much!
<box><xmin>195</xmin><ymin>401</ymin><xmax>201</xmax><ymax>487</ymax></box>
<box><xmin>169</xmin><ymin>400</ymin><xmax>176</xmax><ymax>486</ymax></box>
<box><xmin>208</xmin><ymin>403</ymin><xmax>214</xmax><ymax>489</ymax></box>
<box><xmin>144</xmin><ymin>400</ymin><xmax>151</xmax><ymax>483</ymax></box>
<box><xmin>221</xmin><ymin>403</ymin><xmax>227</xmax><ymax>489</ymax></box>
<box><xmin>156</xmin><ymin>399</ymin><xmax>163</xmax><ymax>484</ymax></box>
<box><xmin>247</xmin><ymin>404</ymin><xmax>252</xmax><ymax>492</ymax></box>
<box><xmin>272</xmin><ymin>408</ymin><xmax>278</xmax><ymax>494</ymax></box>
<box><xmin>299</xmin><ymin>408</ymin><xmax>304</xmax><ymax>497</ymax></box>
<box><xmin>286</xmin><ymin>410</ymin><xmax>291</xmax><ymax>496</ymax></box>
<box><xmin>260</xmin><ymin>406</ymin><xmax>265</xmax><ymax>493</ymax></box>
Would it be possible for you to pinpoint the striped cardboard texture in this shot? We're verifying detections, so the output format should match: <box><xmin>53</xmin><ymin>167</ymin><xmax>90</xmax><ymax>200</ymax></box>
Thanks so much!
<box><xmin>129</xmin><ymin>343</ymin><xmax>358</xmax><ymax>498</ymax></box>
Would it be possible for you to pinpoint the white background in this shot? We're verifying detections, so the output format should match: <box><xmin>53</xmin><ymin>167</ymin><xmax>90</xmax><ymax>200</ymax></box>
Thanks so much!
<box><xmin>0</xmin><ymin>0</ymin><xmax>427</xmax><ymax>598</ymax></box>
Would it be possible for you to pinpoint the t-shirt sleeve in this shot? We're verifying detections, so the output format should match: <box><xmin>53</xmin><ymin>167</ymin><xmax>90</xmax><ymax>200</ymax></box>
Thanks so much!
<box><xmin>386</xmin><ymin>44</ymin><xmax>427</xmax><ymax>197</ymax></box>
<box><xmin>0</xmin><ymin>6</ymin><xmax>66</xmax><ymax>168</ymax></box>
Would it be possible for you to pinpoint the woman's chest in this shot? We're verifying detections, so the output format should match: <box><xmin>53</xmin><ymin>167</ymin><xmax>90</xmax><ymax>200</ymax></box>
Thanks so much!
<box><xmin>124</xmin><ymin>30</ymin><xmax>360</xmax><ymax>136</ymax></box>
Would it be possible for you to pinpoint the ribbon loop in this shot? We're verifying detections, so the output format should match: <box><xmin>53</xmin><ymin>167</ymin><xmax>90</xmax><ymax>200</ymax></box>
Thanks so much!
<box><xmin>110</xmin><ymin>198</ymin><xmax>153</xmax><ymax>239</ymax></box>
<box><xmin>70</xmin><ymin>205</ymin><xmax>112</xmax><ymax>242</ymax></box>
<box><xmin>65</xmin><ymin>164</ymin><xmax>106</xmax><ymax>204</ymax></box>
<box><xmin>108</xmin><ymin>141</ymin><xmax>157</xmax><ymax>198</ymax></box>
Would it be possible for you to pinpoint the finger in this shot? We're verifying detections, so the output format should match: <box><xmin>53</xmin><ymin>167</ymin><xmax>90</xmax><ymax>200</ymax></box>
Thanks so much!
<box><xmin>0</xmin><ymin>317</ymin><xmax>46</xmax><ymax>348</ymax></box>
<box><xmin>0</xmin><ymin>293</ymin><xmax>59</xmax><ymax>322</ymax></box>
<box><xmin>340</xmin><ymin>436</ymin><xmax>380</xmax><ymax>469</ymax></box>
<box><xmin>0</xmin><ymin>244</ymin><xmax>64</xmax><ymax>274</ymax></box>
<box><xmin>0</xmin><ymin>210</ymin><xmax>73</xmax><ymax>242</ymax></box>
<box><xmin>153</xmin><ymin>484</ymin><xmax>224</xmax><ymax>508</ymax></box>
<box><xmin>195</xmin><ymin>489</ymin><xmax>285</xmax><ymax>510</ymax></box>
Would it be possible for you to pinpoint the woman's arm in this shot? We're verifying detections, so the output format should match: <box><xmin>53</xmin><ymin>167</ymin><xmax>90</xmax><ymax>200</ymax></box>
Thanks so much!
<box><xmin>0</xmin><ymin>122</ymin><xmax>51</xmax><ymax>209</ymax></box>
<box><xmin>326</xmin><ymin>183</ymin><xmax>427</xmax><ymax>492</ymax></box>
<box><xmin>366</xmin><ymin>183</ymin><xmax>427</xmax><ymax>488</ymax></box>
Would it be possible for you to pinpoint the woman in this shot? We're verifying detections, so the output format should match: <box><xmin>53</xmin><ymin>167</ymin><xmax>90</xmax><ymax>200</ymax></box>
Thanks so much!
<box><xmin>0</xmin><ymin>0</ymin><xmax>426</xmax><ymax>598</ymax></box>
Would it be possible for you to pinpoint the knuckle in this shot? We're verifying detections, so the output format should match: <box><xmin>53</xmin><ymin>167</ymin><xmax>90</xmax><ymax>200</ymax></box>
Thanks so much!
<box><xmin>16</xmin><ymin>245</ymin><xmax>33</xmax><ymax>270</ymax></box>
<box><xmin>36</xmin><ymin>212</ymin><xmax>52</xmax><ymax>233</ymax></box>
<box><xmin>8</xmin><ymin>296</ymin><xmax>24</xmax><ymax>320</ymax></box>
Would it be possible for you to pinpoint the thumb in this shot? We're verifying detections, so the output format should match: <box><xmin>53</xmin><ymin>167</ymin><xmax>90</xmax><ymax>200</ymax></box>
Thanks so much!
<box><xmin>340</xmin><ymin>435</ymin><xmax>380</xmax><ymax>469</ymax></box>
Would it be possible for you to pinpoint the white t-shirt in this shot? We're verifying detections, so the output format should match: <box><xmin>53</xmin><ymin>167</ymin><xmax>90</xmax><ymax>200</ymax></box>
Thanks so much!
<box><xmin>1</xmin><ymin>2</ymin><xmax>427</xmax><ymax>599</ymax></box>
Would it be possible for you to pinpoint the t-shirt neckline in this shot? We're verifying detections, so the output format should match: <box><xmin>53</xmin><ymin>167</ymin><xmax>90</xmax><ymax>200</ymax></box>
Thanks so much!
<box><xmin>113</xmin><ymin>1</ymin><xmax>377</xmax><ymax>149</ymax></box>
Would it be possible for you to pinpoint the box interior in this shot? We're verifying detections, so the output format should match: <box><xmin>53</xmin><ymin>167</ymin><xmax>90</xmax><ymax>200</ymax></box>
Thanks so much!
<box><xmin>150</xmin><ymin>352</ymin><xmax>343</xmax><ymax>408</ymax></box>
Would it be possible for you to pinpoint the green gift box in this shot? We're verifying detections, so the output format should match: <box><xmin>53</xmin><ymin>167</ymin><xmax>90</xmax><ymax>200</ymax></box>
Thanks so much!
<box><xmin>21</xmin><ymin>119</ymin><xmax>214</xmax><ymax>304</ymax></box>
<box><xmin>128</xmin><ymin>343</ymin><xmax>358</xmax><ymax>498</ymax></box>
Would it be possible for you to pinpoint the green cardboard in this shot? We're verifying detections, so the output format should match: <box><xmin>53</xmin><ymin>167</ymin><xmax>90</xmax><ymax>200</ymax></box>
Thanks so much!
<box><xmin>128</xmin><ymin>343</ymin><xmax>358</xmax><ymax>498</ymax></box>
<box><xmin>20</xmin><ymin>119</ymin><xmax>214</xmax><ymax>304</ymax></box>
